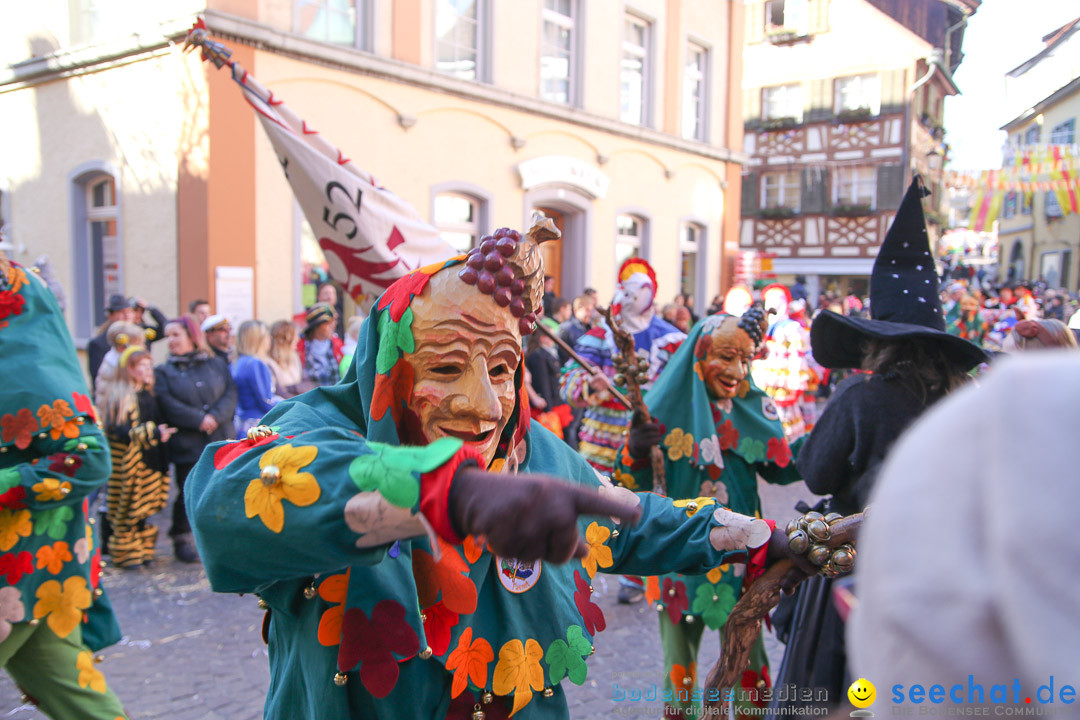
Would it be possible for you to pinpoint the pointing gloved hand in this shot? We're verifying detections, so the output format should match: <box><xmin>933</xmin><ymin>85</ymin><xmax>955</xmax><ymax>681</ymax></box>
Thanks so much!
<box><xmin>449</xmin><ymin>466</ymin><xmax>641</xmax><ymax>564</ymax></box>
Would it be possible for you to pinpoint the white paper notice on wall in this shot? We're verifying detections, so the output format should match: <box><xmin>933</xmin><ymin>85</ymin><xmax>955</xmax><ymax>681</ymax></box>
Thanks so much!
<box><xmin>215</xmin><ymin>266</ymin><xmax>254</xmax><ymax>332</ymax></box>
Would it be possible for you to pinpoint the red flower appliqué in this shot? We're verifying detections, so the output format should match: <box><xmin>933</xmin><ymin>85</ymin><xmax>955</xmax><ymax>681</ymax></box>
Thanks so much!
<box><xmin>212</xmin><ymin>432</ymin><xmax>280</xmax><ymax>469</ymax></box>
<box><xmin>716</xmin><ymin>420</ymin><xmax>740</xmax><ymax>452</ymax></box>
<box><xmin>661</xmin><ymin>577</ymin><xmax>689</xmax><ymax>625</ymax></box>
<box><xmin>0</xmin><ymin>290</ymin><xmax>25</xmax><ymax>321</ymax></box>
<box><xmin>337</xmin><ymin>600</ymin><xmax>420</xmax><ymax>698</ymax></box>
<box><xmin>376</xmin><ymin>271</ymin><xmax>433</xmax><ymax>323</ymax></box>
<box><xmin>421</xmin><ymin>601</ymin><xmax>460</xmax><ymax>657</ymax></box>
<box><xmin>0</xmin><ymin>551</ymin><xmax>34</xmax><ymax>584</ymax></box>
<box><xmin>766</xmin><ymin>437</ymin><xmax>792</xmax><ymax>468</ymax></box>
<box><xmin>71</xmin><ymin>392</ymin><xmax>97</xmax><ymax>424</ymax></box>
<box><xmin>48</xmin><ymin>453</ymin><xmax>82</xmax><ymax>478</ymax></box>
<box><xmin>573</xmin><ymin>569</ymin><xmax>606</xmax><ymax>635</ymax></box>
<box><xmin>1</xmin><ymin>408</ymin><xmax>37</xmax><ymax>450</ymax></box>
<box><xmin>741</xmin><ymin>663</ymin><xmax>771</xmax><ymax>708</ymax></box>
<box><xmin>0</xmin><ymin>486</ymin><xmax>27</xmax><ymax>511</ymax></box>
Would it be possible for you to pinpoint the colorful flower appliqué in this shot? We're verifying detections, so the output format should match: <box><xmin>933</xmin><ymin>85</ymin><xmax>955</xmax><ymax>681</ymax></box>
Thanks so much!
<box><xmin>492</xmin><ymin>637</ymin><xmax>545</xmax><ymax>716</ymax></box>
<box><xmin>446</xmin><ymin>626</ymin><xmax>494</xmax><ymax>698</ymax></box>
<box><xmin>244</xmin><ymin>444</ymin><xmax>320</xmax><ymax>533</ymax></box>
<box><xmin>580</xmin><ymin>522</ymin><xmax>612</xmax><ymax>579</ymax></box>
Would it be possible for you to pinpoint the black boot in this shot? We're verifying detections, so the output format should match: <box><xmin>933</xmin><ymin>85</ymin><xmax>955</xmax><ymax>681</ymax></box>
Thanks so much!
<box><xmin>173</xmin><ymin>534</ymin><xmax>201</xmax><ymax>564</ymax></box>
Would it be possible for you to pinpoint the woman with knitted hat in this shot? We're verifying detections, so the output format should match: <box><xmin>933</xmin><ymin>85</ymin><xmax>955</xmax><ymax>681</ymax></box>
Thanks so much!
<box><xmin>102</xmin><ymin>347</ymin><xmax>175</xmax><ymax>568</ymax></box>
<box><xmin>298</xmin><ymin>303</ymin><xmax>345</xmax><ymax>390</ymax></box>
<box><xmin>185</xmin><ymin>216</ymin><xmax>813</xmax><ymax>719</ymax></box>
<box><xmin>771</xmin><ymin>179</ymin><xmax>989</xmax><ymax>712</ymax></box>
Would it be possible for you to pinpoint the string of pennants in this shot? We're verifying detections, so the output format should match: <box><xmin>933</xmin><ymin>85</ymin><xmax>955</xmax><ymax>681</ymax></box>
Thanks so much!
<box><xmin>949</xmin><ymin>144</ymin><xmax>1080</xmax><ymax>231</ymax></box>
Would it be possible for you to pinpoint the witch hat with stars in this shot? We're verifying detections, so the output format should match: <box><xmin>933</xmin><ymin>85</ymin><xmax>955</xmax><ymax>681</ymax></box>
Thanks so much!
<box><xmin>810</xmin><ymin>177</ymin><xmax>989</xmax><ymax>370</ymax></box>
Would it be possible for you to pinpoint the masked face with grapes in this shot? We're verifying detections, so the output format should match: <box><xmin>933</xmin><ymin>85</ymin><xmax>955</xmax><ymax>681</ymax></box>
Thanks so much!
<box><xmin>403</xmin><ymin>227</ymin><xmax>549</xmax><ymax>467</ymax></box>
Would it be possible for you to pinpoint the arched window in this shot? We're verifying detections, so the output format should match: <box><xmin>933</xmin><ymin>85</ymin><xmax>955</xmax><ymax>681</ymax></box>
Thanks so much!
<box><xmin>615</xmin><ymin>213</ymin><xmax>648</xmax><ymax>270</ymax></box>
<box><xmin>71</xmin><ymin>168</ymin><xmax>121</xmax><ymax>341</ymax></box>
<box><xmin>433</xmin><ymin>191</ymin><xmax>487</xmax><ymax>254</ymax></box>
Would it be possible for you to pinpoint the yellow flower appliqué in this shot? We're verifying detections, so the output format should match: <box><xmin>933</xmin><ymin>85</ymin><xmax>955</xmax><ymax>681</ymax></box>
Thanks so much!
<box><xmin>612</xmin><ymin>468</ymin><xmax>638</xmax><ymax>490</ymax></box>
<box><xmin>664</xmin><ymin>428</ymin><xmax>694</xmax><ymax>462</ymax></box>
<box><xmin>673</xmin><ymin>496</ymin><xmax>716</xmax><ymax>518</ymax></box>
<box><xmin>33</xmin><ymin>478</ymin><xmax>72</xmax><ymax>502</ymax></box>
<box><xmin>76</xmin><ymin>650</ymin><xmax>107</xmax><ymax>693</ymax></box>
<box><xmin>244</xmin><ymin>444</ymin><xmax>321</xmax><ymax>533</ymax></box>
<box><xmin>34</xmin><ymin>576</ymin><xmax>91</xmax><ymax>638</ymax></box>
<box><xmin>0</xmin><ymin>508</ymin><xmax>32</xmax><ymax>552</ymax></box>
<box><xmin>581</xmin><ymin>522</ymin><xmax>613</xmax><ymax>579</ymax></box>
<box><xmin>493</xmin><ymin>638</ymin><xmax>545</xmax><ymax>716</ymax></box>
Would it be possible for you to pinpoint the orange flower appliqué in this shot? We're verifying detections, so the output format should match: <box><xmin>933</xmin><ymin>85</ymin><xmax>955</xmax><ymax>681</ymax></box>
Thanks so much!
<box><xmin>446</xmin><ymin>626</ymin><xmax>494</xmax><ymax>698</ymax></box>
<box><xmin>0</xmin><ymin>509</ymin><xmax>32</xmax><ymax>552</ymax></box>
<box><xmin>37</xmin><ymin>400</ymin><xmax>79</xmax><ymax>441</ymax></box>
<box><xmin>580</xmin><ymin>522</ymin><xmax>613</xmax><ymax>579</ymax></box>
<box><xmin>670</xmin><ymin>661</ymin><xmax>697</xmax><ymax>691</ymax></box>
<box><xmin>33</xmin><ymin>478</ymin><xmax>72</xmax><ymax>503</ymax></box>
<box><xmin>37</xmin><ymin>541</ymin><xmax>73</xmax><ymax>574</ymax></box>
<box><xmin>316</xmin><ymin>571</ymin><xmax>350</xmax><ymax>647</ymax></box>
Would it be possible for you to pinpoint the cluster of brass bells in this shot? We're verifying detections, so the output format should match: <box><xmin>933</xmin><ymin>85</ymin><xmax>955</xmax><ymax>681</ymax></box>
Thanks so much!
<box><xmin>613</xmin><ymin>351</ymin><xmax>650</xmax><ymax>388</ymax></box>
<box><xmin>785</xmin><ymin>511</ymin><xmax>856</xmax><ymax>578</ymax></box>
<box><xmin>247</xmin><ymin>424</ymin><xmax>275</xmax><ymax>442</ymax></box>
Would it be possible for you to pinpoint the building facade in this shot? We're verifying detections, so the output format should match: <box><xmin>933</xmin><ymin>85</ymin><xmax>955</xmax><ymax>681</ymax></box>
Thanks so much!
<box><xmin>0</xmin><ymin>0</ymin><xmax>746</xmax><ymax>349</ymax></box>
<box><xmin>996</xmin><ymin>19</ymin><xmax>1080</xmax><ymax>292</ymax></box>
<box><xmin>739</xmin><ymin>0</ymin><xmax>976</xmax><ymax>300</ymax></box>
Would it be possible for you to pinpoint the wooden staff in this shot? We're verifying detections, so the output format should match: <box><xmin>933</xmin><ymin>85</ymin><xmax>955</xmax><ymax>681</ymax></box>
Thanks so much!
<box><xmin>534</xmin><ymin>322</ymin><xmax>633</xmax><ymax>410</ymax></box>
<box><xmin>703</xmin><ymin>512</ymin><xmax>865</xmax><ymax>715</ymax></box>
<box><xmin>596</xmin><ymin>307</ymin><xmax>667</xmax><ymax>496</ymax></box>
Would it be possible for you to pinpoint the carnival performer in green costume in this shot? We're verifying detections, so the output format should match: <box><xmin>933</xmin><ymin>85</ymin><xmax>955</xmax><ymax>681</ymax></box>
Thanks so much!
<box><xmin>616</xmin><ymin>307</ymin><xmax>804</xmax><ymax>718</ymax></box>
<box><xmin>0</xmin><ymin>247</ymin><xmax>126</xmax><ymax>719</ymax></box>
<box><xmin>187</xmin><ymin>217</ymin><xmax>809</xmax><ymax>719</ymax></box>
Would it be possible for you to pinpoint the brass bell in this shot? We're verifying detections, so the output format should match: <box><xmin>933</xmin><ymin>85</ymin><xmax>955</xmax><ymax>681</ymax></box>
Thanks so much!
<box><xmin>419</xmin><ymin>646</ymin><xmax>433</xmax><ymax>660</ymax></box>
<box><xmin>77</xmin><ymin>443</ymin><xmax>88</xmax><ymax>451</ymax></box>
<box><xmin>787</xmin><ymin>529</ymin><xmax>809</xmax><ymax>555</ymax></box>
<box><xmin>333</xmin><ymin>672</ymin><xmax>348</xmax><ymax>686</ymax></box>
<box><xmin>656</xmin><ymin>603</ymin><xmax>665</xmax><ymax>612</ymax></box>
<box><xmin>668</xmin><ymin>587</ymin><xmax>676</xmax><ymax>597</ymax></box>
<box><xmin>64</xmin><ymin>456</ymin><xmax>77</xmax><ymax>467</ymax></box>
<box><xmin>824</xmin><ymin>513</ymin><xmax>843</xmax><ymax>524</ymax></box>
<box><xmin>807</xmin><ymin>544</ymin><xmax>831</xmax><ymax>567</ymax></box>
<box><xmin>683</xmin><ymin>676</ymin><xmax>694</xmax><ymax>687</ymax></box>
<box><xmin>804</xmin><ymin>511</ymin><xmax>824</xmax><ymax>523</ymax></box>
<box><xmin>613</xmin><ymin>373</ymin><xmax>627</xmax><ymax>386</ymax></box>
<box><xmin>685</xmin><ymin>615</ymin><xmax>695</xmax><ymax>624</ymax></box>
<box><xmin>258</xmin><ymin>599</ymin><xmax>269</xmax><ymax>610</ymax></box>
<box><xmin>830</xmin><ymin>547</ymin><xmax>855</xmax><ymax>572</ymax></box>
<box><xmin>612</xmin><ymin>529</ymin><xmax>620</xmax><ymax>538</ymax></box>
<box><xmin>685</xmin><ymin>501</ymin><xmax>698</xmax><ymax>513</ymax></box>
<box><xmin>419</xmin><ymin>611</ymin><xmax>427</xmax><ymax>622</ymax></box>
<box><xmin>94</xmin><ymin>655</ymin><xmax>104</xmax><ymax>664</ymax></box>
<box><xmin>481</xmin><ymin>692</ymin><xmax>494</xmax><ymax>704</ymax></box>
<box><xmin>304</xmin><ymin>585</ymin><xmax>317</xmax><ymax>600</ymax></box>
<box><xmin>247</xmin><ymin>425</ymin><xmax>274</xmax><ymax>441</ymax></box>
<box><xmin>785</xmin><ymin>518</ymin><xmax>800</xmax><ymax>535</ymax></box>
<box><xmin>806</xmin><ymin>519</ymin><xmax>831</xmax><ymax>543</ymax></box>
<box><xmin>260</xmin><ymin>465</ymin><xmax>281</xmax><ymax>486</ymax></box>
<box><xmin>543</xmin><ymin>688</ymin><xmax>554</xmax><ymax>698</ymax></box>
<box><xmin>472</xmin><ymin>706</ymin><xmax>486</xmax><ymax>720</ymax></box>
<box><xmin>93</xmin><ymin>588</ymin><xmax>103</xmax><ymax>599</ymax></box>
<box><xmin>29</xmin><ymin>619</ymin><xmax>39</xmax><ymax>626</ymax></box>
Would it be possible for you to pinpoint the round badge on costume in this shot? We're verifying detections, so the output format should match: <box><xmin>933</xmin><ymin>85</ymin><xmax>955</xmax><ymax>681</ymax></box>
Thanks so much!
<box><xmin>761</xmin><ymin>397</ymin><xmax>779</xmax><ymax>421</ymax></box>
<box><xmin>496</xmin><ymin>556</ymin><xmax>542</xmax><ymax>594</ymax></box>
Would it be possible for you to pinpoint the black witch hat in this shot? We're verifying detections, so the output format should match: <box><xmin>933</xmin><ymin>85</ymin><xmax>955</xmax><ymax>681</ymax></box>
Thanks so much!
<box><xmin>810</xmin><ymin>177</ymin><xmax>989</xmax><ymax>370</ymax></box>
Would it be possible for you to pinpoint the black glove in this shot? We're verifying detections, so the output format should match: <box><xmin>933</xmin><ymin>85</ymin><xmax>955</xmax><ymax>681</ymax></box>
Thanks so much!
<box><xmin>448</xmin><ymin>466</ymin><xmax>641</xmax><ymax>563</ymax></box>
<box><xmin>626</xmin><ymin>409</ymin><xmax>665</xmax><ymax>460</ymax></box>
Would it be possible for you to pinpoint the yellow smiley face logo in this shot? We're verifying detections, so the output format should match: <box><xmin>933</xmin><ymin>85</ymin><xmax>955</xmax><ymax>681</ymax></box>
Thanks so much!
<box><xmin>848</xmin><ymin>678</ymin><xmax>876</xmax><ymax>708</ymax></box>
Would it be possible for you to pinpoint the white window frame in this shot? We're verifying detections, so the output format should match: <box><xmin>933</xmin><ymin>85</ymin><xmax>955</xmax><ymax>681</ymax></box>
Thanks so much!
<box><xmin>1050</xmin><ymin>119</ymin><xmax>1075</xmax><ymax>145</ymax></box>
<box><xmin>620</xmin><ymin>13</ymin><xmax>652</xmax><ymax>126</ymax></box>
<box><xmin>430</xmin><ymin>182</ymin><xmax>492</xmax><ymax>255</ymax></box>
<box><xmin>69</xmin><ymin>164</ymin><xmax>123</xmax><ymax>343</ymax></box>
<box><xmin>540</xmin><ymin>0</ymin><xmax>579</xmax><ymax>106</ymax></box>
<box><xmin>761</xmin><ymin>171</ymin><xmax>801</xmax><ymax>211</ymax></box>
<box><xmin>435</xmin><ymin>0</ymin><xmax>487</xmax><ymax>81</ymax></box>
<box><xmin>679</xmin><ymin>221</ymin><xmax>707</xmax><ymax>314</ymax></box>
<box><xmin>762</xmin><ymin>83</ymin><xmax>804</xmax><ymax>122</ymax></box>
<box><xmin>615</xmin><ymin>212</ymin><xmax>649</xmax><ymax>268</ymax></box>
<box><xmin>682</xmin><ymin>41</ymin><xmax>709</xmax><ymax>142</ymax></box>
<box><xmin>764</xmin><ymin>0</ymin><xmax>809</xmax><ymax>35</ymax></box>
<box><xmin>833</xmin><ymin>165</ymin><xmax>877</xmax><ymax>209</ymax></box>
<box><xmin>834</xmin><ymin>73</ymin><xmax>881</xmax><ymax>115</ymax></box>
<box><xmin>294</xmin><ymin>0</ymin><xmax>370</xmax><ymax>50</ymax></box>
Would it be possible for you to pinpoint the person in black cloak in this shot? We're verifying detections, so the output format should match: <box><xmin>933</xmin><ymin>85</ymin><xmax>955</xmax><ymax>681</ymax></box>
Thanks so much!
<box><xmin>769</xmin><ymin>178</ymin><xmax>989</xmax><ymax>711</ymax></box>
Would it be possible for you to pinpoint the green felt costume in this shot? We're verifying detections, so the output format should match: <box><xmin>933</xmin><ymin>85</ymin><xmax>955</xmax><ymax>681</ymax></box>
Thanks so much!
<box><xmin>0</xmin><ymin>256</ymin><xmax>126</xmax><ymax>719</ymax></box>
<box><xmin>186</xmin><ymin>260</ymin><xmax>777</xmax><ymax>719</ymax></box>
<box><xmin>614</xmin><ymin>313</ymin><xmax>803</xmax><ymax>716</ymax></box>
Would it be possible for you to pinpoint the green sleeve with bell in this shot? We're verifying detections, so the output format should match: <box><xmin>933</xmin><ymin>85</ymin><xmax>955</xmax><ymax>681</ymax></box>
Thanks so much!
<box><xmin>185</xmin><ymin>407</ymin><xmax>472</xmax><ymax>595</ymax></box>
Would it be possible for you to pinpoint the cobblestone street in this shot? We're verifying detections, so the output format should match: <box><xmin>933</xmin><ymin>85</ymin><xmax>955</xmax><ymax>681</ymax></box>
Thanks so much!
<box><xmin>1</xmin><ymin>480</ymin><xmax>817</xmax><ymax>719</ymax></box>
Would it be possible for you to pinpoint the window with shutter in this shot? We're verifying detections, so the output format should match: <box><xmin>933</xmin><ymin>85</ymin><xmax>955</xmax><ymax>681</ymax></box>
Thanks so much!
<box><xmin>807</xmin><ymin>78</ymin><xmax>832</xmax><ymax>122</ymax></box>
<box><xmin>880</xmin><ymin>69</ymin><xmax>906</xmax><ymax>115</ymax></box>
<box><xmin>742</xmin><ymin>173</ymin><xmax>760</xmax><ymax>215</ymax></box>
<box><xmin>801</xmin><ymin>167</ymin><xmax>827</xmax><ymax>213</ymax></box>
<box><xmin>875</xmin><ymin>164</ymin><xmax>904</xmax><ymax>211</ymax></box>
